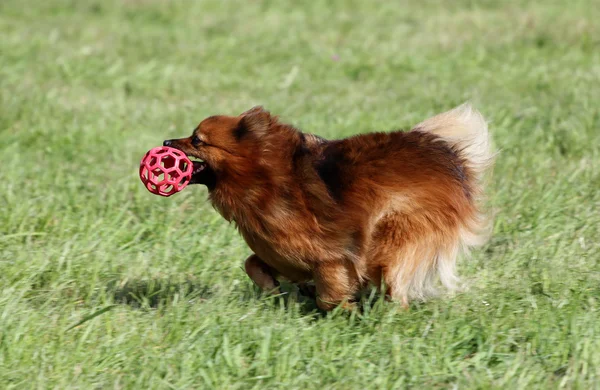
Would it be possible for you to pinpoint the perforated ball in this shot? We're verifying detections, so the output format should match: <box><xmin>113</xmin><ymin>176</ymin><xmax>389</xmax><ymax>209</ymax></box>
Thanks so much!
<box><xmin>139</xmin><ymin>146</ymin><xmax>193</xmax><ymax>197</ymax></box>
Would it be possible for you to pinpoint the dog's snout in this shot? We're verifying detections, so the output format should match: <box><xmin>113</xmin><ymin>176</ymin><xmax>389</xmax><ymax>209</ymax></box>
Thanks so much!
<box><xmin>163</xmin><ymin>140</ymin><xmax>173</xmax><ymax>147</ymax></box>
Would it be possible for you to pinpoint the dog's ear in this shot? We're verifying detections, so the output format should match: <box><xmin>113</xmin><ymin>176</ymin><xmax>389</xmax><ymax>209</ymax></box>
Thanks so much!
<box><xmin>236</xmin><ymin>106</ymin><xmax>271</xmax><ymax>139</ymax></box>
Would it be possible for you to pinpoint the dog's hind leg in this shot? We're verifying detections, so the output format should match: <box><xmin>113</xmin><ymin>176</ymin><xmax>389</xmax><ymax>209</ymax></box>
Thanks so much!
<box><xmin>244</xmin><ymin>254</ymin><xmax>281</xmax><ymax>294</ymax></box>
<box><xmin>367</xmin><ymin>214</ymin><xmax>442</xmax><ymax>308</ymax></box>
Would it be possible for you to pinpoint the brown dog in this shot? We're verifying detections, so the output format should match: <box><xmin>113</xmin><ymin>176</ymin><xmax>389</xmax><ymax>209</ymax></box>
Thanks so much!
<box><xmin>163</xmin><ymin>104</ymin><xmax>492</xmax><ymax>310</ymax></box>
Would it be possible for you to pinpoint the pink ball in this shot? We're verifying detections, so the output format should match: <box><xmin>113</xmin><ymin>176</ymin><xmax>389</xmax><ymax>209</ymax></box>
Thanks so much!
<box><xmin>139</xmin><ymin>146</ymin><xmax>193</xmax><ymax>197</ymax></box>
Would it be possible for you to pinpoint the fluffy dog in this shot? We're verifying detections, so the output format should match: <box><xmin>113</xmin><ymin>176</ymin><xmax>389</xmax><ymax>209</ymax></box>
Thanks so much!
<box><xmin>163</xmin><ymin>104</ymin><xmax>492</xmax><ymax>310</ymax></box>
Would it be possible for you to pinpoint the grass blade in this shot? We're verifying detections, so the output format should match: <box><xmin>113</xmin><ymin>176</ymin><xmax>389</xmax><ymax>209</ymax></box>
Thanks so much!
<box><xmin>65</xmin><ymin>305</ymin><xmax>117</xmax><ymax>332</ymax></box>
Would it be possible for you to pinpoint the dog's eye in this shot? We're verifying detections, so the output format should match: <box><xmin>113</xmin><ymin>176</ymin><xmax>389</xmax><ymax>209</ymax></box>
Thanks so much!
<box><xmin>191</xmin><ymin>135</ymin><xmax>203</xmax><ymax>147</ymax></box>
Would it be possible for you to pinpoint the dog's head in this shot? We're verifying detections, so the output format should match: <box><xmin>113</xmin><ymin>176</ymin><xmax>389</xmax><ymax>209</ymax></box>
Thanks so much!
<box><xmin>163</xmin><ymin>106</ymin><xmax>276</xmax><ymax>190</ymax></box>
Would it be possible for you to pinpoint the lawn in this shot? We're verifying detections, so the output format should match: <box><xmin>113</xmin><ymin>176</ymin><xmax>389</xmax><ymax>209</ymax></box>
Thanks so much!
<box><xmin>1</xmin><ymin>0</ymin><xmax>599</xmax><ymax>388</ymax></box>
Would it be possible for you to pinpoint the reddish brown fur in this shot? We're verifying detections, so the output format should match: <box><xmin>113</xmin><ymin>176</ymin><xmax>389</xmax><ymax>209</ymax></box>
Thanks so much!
<box><xmin>165</xmin><ymin>105</ymin><xmax>492</xmax><ymax>310</ymax></box>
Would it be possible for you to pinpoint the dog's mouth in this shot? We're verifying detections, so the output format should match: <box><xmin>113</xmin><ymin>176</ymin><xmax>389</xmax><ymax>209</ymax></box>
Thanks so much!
<box><xmin>192</xmin><ymin>160</ymin><xmax>207</xmax><ymax>175</ymax></box>
<box><xmin>188</xmin><ymin>158</ymin><xmax>216</xmax><ymax>188</ymax></box>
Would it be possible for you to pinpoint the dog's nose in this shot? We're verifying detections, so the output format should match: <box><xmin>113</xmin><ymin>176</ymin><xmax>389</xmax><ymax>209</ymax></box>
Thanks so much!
<box><xmin>163</xmin><ymin>140</ymin><xmax>172</xmax><ymax>147</ymax></box>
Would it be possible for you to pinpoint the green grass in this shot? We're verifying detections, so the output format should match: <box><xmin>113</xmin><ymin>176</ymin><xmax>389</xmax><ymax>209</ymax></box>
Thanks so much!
<box><xmin>1</xmin><ymin>0</ymin><xmax>599</xmax><ymax>388</ymax></box>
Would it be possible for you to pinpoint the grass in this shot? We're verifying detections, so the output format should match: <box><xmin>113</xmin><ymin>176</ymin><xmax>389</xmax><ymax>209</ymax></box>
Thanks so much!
<box><xmin>1</xmin><ymin>0</ymin><xmax>599</xmax><ymax>388</ymax></box>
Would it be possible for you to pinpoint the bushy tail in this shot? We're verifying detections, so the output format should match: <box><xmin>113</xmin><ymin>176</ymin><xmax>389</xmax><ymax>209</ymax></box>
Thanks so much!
<box><xmin>389</xmin><ymin>104</ymin><xmax>494</xmax><ymax>302</ymax></box>
<box><xmin>414</xmin><ymin>103</ymin><xmax>493</xmax><ymax>182</ymax></box>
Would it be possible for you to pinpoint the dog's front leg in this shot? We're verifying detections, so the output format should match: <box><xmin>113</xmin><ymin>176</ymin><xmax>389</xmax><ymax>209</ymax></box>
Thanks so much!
<box><xmin>313</xmin><ymin>262</ymin><xmax>359</xmax><ymax>311</ymax></box>
<box><xmin>244</xmin><ymin>254</ymin><xmax>281</xmax><ymax>294</ymax></box>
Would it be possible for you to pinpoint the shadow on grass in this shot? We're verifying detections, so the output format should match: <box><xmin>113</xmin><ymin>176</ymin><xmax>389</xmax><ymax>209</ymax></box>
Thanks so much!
<box><xmin>107</xmin><ymin>278</ymin><xmax>213</xmax><ymax>309</ymax></box>
<box><xmin>244</xmin><ymin>282</ymin><xmax>399</xmax><ymax>317</ymax></box>
<box><xmin>239</xmin><ymin>281</ymin><xmax>321</xmax><ymax>316</ymax></box>
<box><xmin>107</xmin><ymin>278</ymin><xmax>404</xmax><ymax>316</ymax></box>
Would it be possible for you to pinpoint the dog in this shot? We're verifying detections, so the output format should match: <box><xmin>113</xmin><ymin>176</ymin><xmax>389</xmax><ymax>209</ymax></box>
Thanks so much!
<box><xmin>163</xmin><ymin>104</ymin><xmax>492</xmax><ymax>310</ymax></box>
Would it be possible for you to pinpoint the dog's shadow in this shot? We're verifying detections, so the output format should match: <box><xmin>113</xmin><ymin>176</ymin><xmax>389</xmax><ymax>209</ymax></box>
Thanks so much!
<box><xmin>107</xmin><ymin>277</ymin><xmax>322</xmax><ymax>315</ymax></box>
<box><xmin>107</xmin><ymin>278</ymin><xmax>395</xmax><ymax>317</ymax></box>
<box><xmin>246</xmin><ymin>282</ymin><xmax>394</xmax><ymax>317</ymax></box>
<box><xmin>108</xmin><ymin>278</ymin><xmax>213</xmax><ymax>309</ymax></box>
<box><xmin>282</xmin><ymin>283</ymin><xmax>320</xmax><ymax>314</ymax></box>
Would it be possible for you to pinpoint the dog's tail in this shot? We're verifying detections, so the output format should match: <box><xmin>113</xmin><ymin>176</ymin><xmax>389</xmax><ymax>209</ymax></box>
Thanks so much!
<box><xmin>390</xmin><ymin>104</ymin><xmax>494</xmax><ymax>302</ymax></box>
<box><xmin>414</xmin><ymin>103</ymin><xmax>492</xmax><ymax>184</ymax></box>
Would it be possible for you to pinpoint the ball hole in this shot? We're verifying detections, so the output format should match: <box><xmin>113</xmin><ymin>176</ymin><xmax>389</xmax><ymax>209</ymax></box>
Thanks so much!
<box><xmin>161</xmin><ymin>155</ymin><xmax>177</xmax><ymax>170</ymax></box>
<box><xmin>179</xmin><ymin>176</ymin><xmax>189</xmax><ymax>186</ymax></box>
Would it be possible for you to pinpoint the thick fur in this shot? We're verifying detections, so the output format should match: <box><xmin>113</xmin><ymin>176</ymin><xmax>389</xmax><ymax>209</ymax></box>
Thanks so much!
<box><xmin>164</xmin><ymin>104</ymin><xmax>493</xmax><ymax>310</ymax></box>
